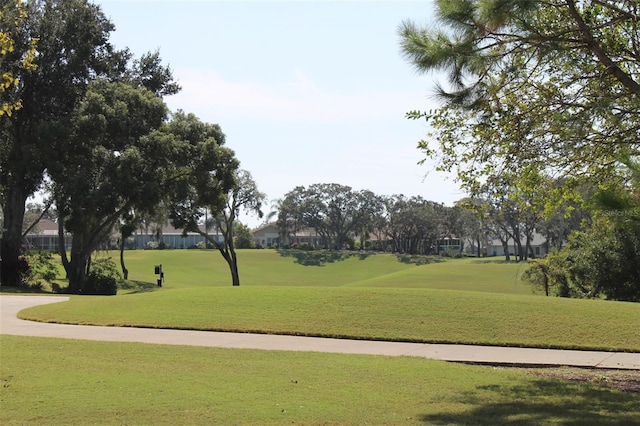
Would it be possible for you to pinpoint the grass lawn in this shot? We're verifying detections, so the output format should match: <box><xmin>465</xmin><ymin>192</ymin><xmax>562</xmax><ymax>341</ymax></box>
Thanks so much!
<box><xmin>12</xmin><ymin>250</ymin><xmax>640</xmax><ymax>351</ymax></box>
<box><xmin>3</xmin><ymin>250</ymin><xmax>640</xmax><ymax>425</ymax></box>
<box><xmin>110</xmin><ymin>249</ymin><xmax>533</xmax><ymax>294</ymax></box>
<box><xmin>1</xmin><ymin>335</ymin><xmax>639</xmax><ymax>425</ymax></box>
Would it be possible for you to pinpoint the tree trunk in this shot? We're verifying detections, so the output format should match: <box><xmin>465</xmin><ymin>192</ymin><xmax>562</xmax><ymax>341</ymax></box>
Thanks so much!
<box><xmin>66</xmin><ymin>233</ymin><xmax>91</xmax><ymax>293</ymax></box>
<box><xmin>218</xmin><ymin>247</ymin><xmax>240</xmax><ymax>286</ymax></box>
<box><xmin>58</xmin><ymin>218</ymin><xmax>70</xmax><ymax>276</ymax></box>
<box><xmin>229</xmin><ymin>254</ymin><xmax>240</xmax><ymax>286</ymax></box>
<box><xmin>0</xmin><ymin>187</ymin><xmax>29</xmax><ymax>287</ymax></box>
<box><xmin>119</xmin><ymin>238</ymin><xmax>128</xmax><ymax>280</ymax></box>
<box><xmin>500</xmin><ymin>237</ymin><xmax>511</xmax><ymax>261</ymax></box>
<box><xmin>67</xmin><ymin>253</ymin><xmax>89</xmax><ymax>293</ymax></box>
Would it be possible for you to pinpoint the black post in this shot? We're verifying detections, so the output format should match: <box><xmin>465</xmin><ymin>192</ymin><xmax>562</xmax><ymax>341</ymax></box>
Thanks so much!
<box><xmin>155</xmin><ymin>264</ymin><xmax>163</xmax><ymax>286</ymax></box>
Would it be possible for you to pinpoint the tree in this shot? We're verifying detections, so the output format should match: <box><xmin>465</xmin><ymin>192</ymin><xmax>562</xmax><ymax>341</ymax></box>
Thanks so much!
<box><xmin>523</xmin><ymin>159</ymin><xmax>640</xmax><ymax>301</ymax></box>
<box><xmin>277</xmin><ymin>187</ymin><xmax>310</xmax><ymax>247</ymax></box>
<box><xmin>382</xmin><ymin>194</ymin><xmax>444</xmax><ymax>255</ymax></box>
<box><xmin>400</xmin><ymin>0</ymin><xmax>640</xmax><ymax>202</ymax></box>
<box><xmin>1</xmin><ymin>0</ymin><xmax>116</xmax><ymax>287</ymax></box>
<box><xmin>454</xmin><ymin>198</ymin><xmax>488</xmax><ymax>258</ymax></box>
<box><xmin>171</xmin><ymin>167</ymin><xmax>263</xmax><ymax>286</ymax></box>
<box><xmin>164</xmin><ymin>111</ymin><xmax>245</xmax><ymax>285</ymax></box>
<box><xmin>354</xmin><ymin>190</ymin><xmax>385</xmax><ymax>251</ymax></box>
<box><xmin>234</xmin><ymin>222</ymin><xmax>255</xmax><ymax>249</ymax></box>
<box><xmin>277</xmin><ymin>184</ymin><xmax>370</xmax><ymax>250</ymax></box>
<box><xmin>51</xmin><ymin>76</ymin><xmax>175</xmax><ymax>292</ymax></box>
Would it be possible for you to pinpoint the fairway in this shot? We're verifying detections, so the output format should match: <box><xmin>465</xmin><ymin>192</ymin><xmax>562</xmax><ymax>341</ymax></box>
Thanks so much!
<box><xmin>3</xmin><ymin>249</ymin><xmax>640</xmax><ymax>425</ymax></box>
<box><xmin>108</xmin><ymin>249</ymin><xmax>533</xmax><ymax>293</ymax></box>
<box><xmin>13</xmin><ymin>250</ymin><xmax>640</xmax><ymax>351</ymax></box>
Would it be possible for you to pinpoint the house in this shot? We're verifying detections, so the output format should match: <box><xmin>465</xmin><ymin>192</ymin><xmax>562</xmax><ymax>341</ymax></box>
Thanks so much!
<box><xmin>23</xmin><ymin>219</ymin><xmax>71</xmax><ymax>251</ymax></box>
<box><xmin>23</xmin><ymin>219</ymin><xmax>223</xmax><ymax>251</ymax></box>
<box><xmin>436</xmin><ymin>238</ymin><xmax>463</xmax><ymax>255</ymax></box>
<box><xmin>127</xmin><ymin>223</ymin><xmax>223</xmax><ymax>249</ymax></box>
<box><xmin>486</xmin><ymin>232</ymin><xmax>550</xmax><ymax>258</ymax></box>
<box><xmin>252</xmin><ymin>222</ymin><xmax>280</xmax><ymax>248</ymax></box>
<box><xmin>251</xmin><ymin>222</ymin><xmax>322</xmax><ymax>248</ymax></box>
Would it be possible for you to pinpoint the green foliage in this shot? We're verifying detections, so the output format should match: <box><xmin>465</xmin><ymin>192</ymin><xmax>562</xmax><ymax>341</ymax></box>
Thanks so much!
<box><xmin>523</xmin><ymin>159</ymin><xmax>640</xmax><ymax>301</ymax></box>
<box><xmin>233</xmin><ymin>222</ymin><xmax>255</xmax><ymax>249</ymax></box>
<box><xmin>82</xmin><ymin>258</ymin><xmax>121</xmax><ymax>295</ymax></box>
<box><xmin>523</xmin><ymin>216</ymin><xmax>640</xmax><ymax>302</ymax></box>
<box><xmin>15</xmin><ymin>251</ymin><xmax>57</xmax><ymax>290</ymax></box>
<box><xmin>400</xmin><ymin>0</ymin><xmax>640</xmax><ymax>200</ymax></box>
<box><xmin>1</xmin><ymin>0</ymin><xmax>117</xmax><ymax>287</ymax></box>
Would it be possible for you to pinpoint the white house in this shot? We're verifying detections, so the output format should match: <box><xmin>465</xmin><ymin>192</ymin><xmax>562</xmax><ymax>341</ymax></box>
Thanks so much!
<box><xmin>486</xmin><ymin>232</ymin><xmax>550</xmax><ymax>258</ymax></box>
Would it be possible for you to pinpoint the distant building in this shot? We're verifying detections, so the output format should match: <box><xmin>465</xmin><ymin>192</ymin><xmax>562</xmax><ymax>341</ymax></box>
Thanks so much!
<box><xmin>436</xmin><ymin>238</ymin><xmax>463</xmax><ymax>255</ymax></box>
<box><xmin>126</xmin><ymin>224</ymin><xmax>223</xmax><ymax>249</ymax></box>
<box><xmin>23</xmin><ymin>219</ymin><xmax>224</xmax><ymax>251</ymax></box>
<box><xmin>486</xmin><ymin>232</ymin><xmax>549</xmax><ymax>258</ymax></box>
<box><xmin>251</xmin><ymin>222</ymin><xmax>321</xmax><ymax>248</ymax></box>
<box><xmin>252</xmin><ymin>222</ymin><xmax>280</xmax><ymax>248</ymax></box>
<box><xmin>23</xmin><ymin>219</ymin><xmax>71</xmax><ymax>251</ymax></box>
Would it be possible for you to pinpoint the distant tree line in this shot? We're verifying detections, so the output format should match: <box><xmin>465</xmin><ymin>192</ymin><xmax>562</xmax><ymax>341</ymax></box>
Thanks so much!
<box><xmin>273</xmin><ymin>182</ymin><xmax>589</xmax><ymax>259</ymax></box>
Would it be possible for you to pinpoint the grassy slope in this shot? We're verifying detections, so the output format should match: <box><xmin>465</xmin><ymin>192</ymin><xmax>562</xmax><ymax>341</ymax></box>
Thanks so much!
<box><xmin>14</xmin><ymin>250</ymin><xmax>640</xmax><ymax>351</ymax></box>
<box><xmin>111</xmin><ymin>249</ymin><xmax>533</xmax><ymax>293</ymax></box>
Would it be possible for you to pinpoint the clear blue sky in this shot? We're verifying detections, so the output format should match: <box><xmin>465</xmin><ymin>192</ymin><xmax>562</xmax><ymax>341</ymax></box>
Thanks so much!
<box><xmin>97</xmin><ymin>0</ymin><xmax>463</xmax><ymax>227</ymax></box>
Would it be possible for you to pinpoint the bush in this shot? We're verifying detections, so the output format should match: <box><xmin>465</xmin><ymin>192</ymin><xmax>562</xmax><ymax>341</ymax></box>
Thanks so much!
<box><xmin>17</xmin><ymin>252</ymin><xmax>58</xmax><ymax>291</ymax></box>
<box><xmin>83</xmin><ymin>258</ymin><xmax>121</xmax><ymax>295</ymax></box>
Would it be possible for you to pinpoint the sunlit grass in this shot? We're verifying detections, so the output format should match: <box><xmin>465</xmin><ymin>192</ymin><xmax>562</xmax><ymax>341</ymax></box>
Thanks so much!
<box><xmin>2</xmin><ymin>335</ymin><xmax>638</xmax><ymax>426</ymax></box>
<box><xmin>109</xmin><ymin>249</ymin><xmax>533</xmax><ymax>294</ymax></box>
<box><xmin>19</xmin><ymin>286</ymin><xmax>640</xmax><ymax>351</ymax></box>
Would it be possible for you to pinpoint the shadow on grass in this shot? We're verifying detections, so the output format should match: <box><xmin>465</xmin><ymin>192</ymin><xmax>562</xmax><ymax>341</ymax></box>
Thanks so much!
<box><xmin>394</xmin><ymin>254</ymin><xmax>445</xmax><ymax>266</ymax></box>
<box><xmin>277</xmin><ymin>249</ymin><xmax>374</xmax><ymax>266</ymax></box>
<box><xmin>118</xmin><ymin>280</ymin><xmax>159</xmax><ymax>294</ymax></box>
<box><xmin>420</xmin><ymin>378</ymin><xmax>640</xmax><ymax>425</ymax></box>
<box><xmin>470</xmin><ymin>258</ymin><xmax>525</xmax><ymax>264</ymax></box>
<box><xmin>0</xmin><ymin>286</ymin><xmax>51</xmax><ymax>294</ymax></box>
<box><xmin>277</xmin><ymin>250</ymin><xmax>449</xmax><ymax>267</ymax></box>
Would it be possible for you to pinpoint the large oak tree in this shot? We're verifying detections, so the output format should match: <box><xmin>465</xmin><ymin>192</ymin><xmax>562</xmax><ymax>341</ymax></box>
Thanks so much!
<box><xmin>1</xmin><ymin>0</ymin><xmax>117</xmax><ymax>286</ymax></box>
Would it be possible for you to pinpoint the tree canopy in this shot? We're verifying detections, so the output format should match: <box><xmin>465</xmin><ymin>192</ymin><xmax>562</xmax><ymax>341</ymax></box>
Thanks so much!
<box><xmin>1</xmin><ymin>0</ymin><xmax>116</xmax><ymax>286</ymax></box>
<box><xmin>400</xmin><ymin>0</ymin><xmax>640</xmax><ymax>199</ymax></box>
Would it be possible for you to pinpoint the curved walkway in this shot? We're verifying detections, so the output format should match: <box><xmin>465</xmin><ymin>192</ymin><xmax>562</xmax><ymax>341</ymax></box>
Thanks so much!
<box><xmin>2</xmin><ymin>295</ymin><xmax>639</xmax><ymax>370</ymax></box>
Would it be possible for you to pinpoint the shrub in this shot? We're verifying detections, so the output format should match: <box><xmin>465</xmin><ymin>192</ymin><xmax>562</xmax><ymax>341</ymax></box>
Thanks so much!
<box><xmin>83</xmin><ymin>258</ymin><xmax>121</xmax><ymax>295</ymax></box>
<box><xmin>17</xmin><ymin>252</ymin><xmax>58</xmax><ymax>291</ymax></box>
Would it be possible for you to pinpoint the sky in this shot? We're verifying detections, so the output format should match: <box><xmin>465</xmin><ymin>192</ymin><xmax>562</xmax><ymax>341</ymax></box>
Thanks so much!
<box><xmin>97</xmin><ymin>0</ymin><xmax>463</xmax><ymax>227</ymax></box>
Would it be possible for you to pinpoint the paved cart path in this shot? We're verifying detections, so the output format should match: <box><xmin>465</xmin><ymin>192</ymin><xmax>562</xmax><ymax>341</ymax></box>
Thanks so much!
<box><xmin>1</xmin><ymin>295</ymin><xmax>638</xmax><ymax>370</ymax></box>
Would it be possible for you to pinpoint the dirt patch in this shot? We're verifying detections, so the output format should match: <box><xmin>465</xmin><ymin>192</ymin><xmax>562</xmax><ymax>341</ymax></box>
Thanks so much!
<box><xmin>525</xmin><ymin>367</ymin><xmax>640</xmax><ymax>394</ymax></box>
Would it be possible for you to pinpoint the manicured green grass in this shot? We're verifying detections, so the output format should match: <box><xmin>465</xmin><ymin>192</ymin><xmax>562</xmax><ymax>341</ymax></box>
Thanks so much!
<box><xmin>11</xmin><ymin>250</ymin><xmax>640</xmax><ymax>351</ymax></box>
<box><xmin>2</xmin><ymin>335</ymin><xmax>638</xmax><ymax>426</ymax></box>
<box><xmin>110</xmin><ymin>249</ymin><xmax>534</xmax><ymax>294</ymax></box>
<box><xmin>19</xmin><ymin>286</ymin><xmax>640</xmax><ymax>351</ymax></box>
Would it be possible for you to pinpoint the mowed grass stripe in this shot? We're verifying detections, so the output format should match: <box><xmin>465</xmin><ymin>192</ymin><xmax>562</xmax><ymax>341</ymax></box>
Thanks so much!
<box><xmin>19</xmin><ymin>286</ymin><xmax>640</xmax><ymax>351</ymax></box>
<box><xmin>2</xmin><ymin>335</ymin><xmax>639</xmax><ymax>426</ymax></box>
<box><xmin>118</xmin><ymin>249</ymin><xmax>421</xmax><ymax>287</ymax></box>
<box><xmin>109</xmin><ymin>249</ymin><xmax>531</xmax><ymax>293</ymax></box>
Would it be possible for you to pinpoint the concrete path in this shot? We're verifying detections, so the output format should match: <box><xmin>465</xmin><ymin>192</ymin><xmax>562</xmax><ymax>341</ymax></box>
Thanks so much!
<box><xmin>2</xmin><ymin>295</ymin><xmax>639</xmax><ymax>370</ymax></box>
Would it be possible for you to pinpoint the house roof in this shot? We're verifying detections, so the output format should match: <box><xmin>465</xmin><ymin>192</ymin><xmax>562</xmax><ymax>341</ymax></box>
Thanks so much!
<box><xmin>251</xmin><ymin>222</ymin><xmax>278</xmax><ymax>233</ymax></box>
